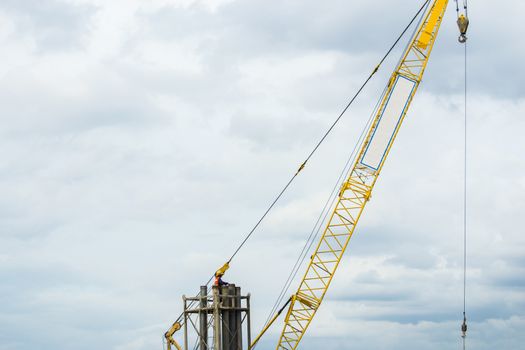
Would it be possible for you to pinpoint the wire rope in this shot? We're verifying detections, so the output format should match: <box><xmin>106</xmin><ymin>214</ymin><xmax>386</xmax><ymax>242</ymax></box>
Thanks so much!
<box><xmin>455</xmin><ymin>0</ymin><xmax>469</xmax><ymax>347</ymax></box>
<box><xmin>461</xmin><ymin>40</ymin><xmax>468</xmax><ymax>350</ymax></box>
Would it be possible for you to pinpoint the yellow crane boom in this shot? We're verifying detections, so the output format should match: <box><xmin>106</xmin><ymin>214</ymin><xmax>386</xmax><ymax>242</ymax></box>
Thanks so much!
<box><xmin>276</xmin><ymin>1</ymin><xmax>449</xmax><ymax>349</ymax></box>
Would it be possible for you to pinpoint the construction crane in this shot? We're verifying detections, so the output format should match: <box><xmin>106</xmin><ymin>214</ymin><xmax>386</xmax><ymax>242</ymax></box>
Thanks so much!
<box><xmin>165</xmin><ymin>0</ymin><xmax>468</xmax><ymax>349</ymax></box>
<box><xmin>271</xmin><ymin>1</ymin><xmax>450</xmax><ymax>348</ymax></box>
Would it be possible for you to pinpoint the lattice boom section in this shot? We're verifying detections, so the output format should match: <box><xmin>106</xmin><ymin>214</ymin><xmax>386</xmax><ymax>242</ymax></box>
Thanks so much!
<box><xmin>277</xmin><ymin>172</ymin><xmax>373</xmax><ymax>350</ymax></box>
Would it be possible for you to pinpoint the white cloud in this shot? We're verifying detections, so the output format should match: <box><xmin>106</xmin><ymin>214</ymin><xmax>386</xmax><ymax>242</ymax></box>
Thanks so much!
<box><xmin>0</xmin><ymin>1</ymin><xmax>523</xmax><ymax>350</ymax></box>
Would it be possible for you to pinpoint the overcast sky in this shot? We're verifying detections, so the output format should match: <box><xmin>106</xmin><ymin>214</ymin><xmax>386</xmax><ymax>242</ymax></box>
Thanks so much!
<box><xmin>0</xmin><ymin>1</ymin><xmax>524</xmax><ymax>350</ymax></box>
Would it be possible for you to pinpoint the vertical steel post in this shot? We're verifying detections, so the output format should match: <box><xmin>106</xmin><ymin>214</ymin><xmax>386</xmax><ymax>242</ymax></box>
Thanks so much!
<box><xmin>183</xmin><ymin>295</ymin><xmax>188</xmax><ymax>350</ymax></box>
<box><xmin>212</xmin><ymin>286</ymin><xmax>221</xmax><ymax>350</ymax></box>
<box><xmin>199</xmin><ymin>286</ymin><xmax>208</xmax><ymax>350</ymax></box>
<box><xmin>235</xmin><ymin>286</ymin><xmax>242</xmax><ymax>350</ymax></box>
<box><xmin>246</xmin><ymin>294</ymin><xmax>251</xmax><ymax>350</ymax></box>
<box><xmin>227</xmin><ymin>285</ymin><xmax>237</xmax><ymax>350</ymax></box>
<box><xmin>221</xmin><ymin>287</ymin><xmax>228</xmax><ymax>350</ymax></box>
<box><xmin>221</xmin><ymin>285</ymin><xmax>231</xmax><ymax>350</ymax></box>
<box><xmin>178</xmin><ymin>284</ymin><xmax>250</xmax><ymax>350</ymax></box>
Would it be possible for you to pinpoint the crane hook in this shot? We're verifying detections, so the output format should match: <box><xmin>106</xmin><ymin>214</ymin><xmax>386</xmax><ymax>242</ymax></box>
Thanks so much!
<box><xmin>461</xmin><ymin>314</ymin><xmax>468</xmax><ymax>338</ymax></box>
<box><xmin>457</xmin><ymin>14</ymin><xmax>469</xmax><ymax>43</ymax></box>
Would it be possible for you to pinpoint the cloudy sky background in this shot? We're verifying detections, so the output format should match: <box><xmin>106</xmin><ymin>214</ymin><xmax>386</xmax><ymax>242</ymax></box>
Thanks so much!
<box><xmin>0</xmin><ymin>0</ymin><xmax>524</xmax><ymax>349</ymax></box>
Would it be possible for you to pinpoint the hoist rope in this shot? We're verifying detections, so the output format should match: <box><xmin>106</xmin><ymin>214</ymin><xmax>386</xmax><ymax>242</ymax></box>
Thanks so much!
<box><xmin>455</xmin><ymin>0</ymin><xmax>468</xmax><ymax>17</ymax></box>
<box><xmin>462</xmin><ymin>40</ymin><xmax>468</xmax><ymax>350</ymax></box>
<box><xmin>454</xmin><ymin>0</ymin><xmax>469</xmax><ymax>348</ymax></box>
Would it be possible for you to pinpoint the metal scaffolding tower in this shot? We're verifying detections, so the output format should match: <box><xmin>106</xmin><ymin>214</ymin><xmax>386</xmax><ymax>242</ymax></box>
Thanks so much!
<box><xmin>182</xmin><ymin>285</ymin><xmax>251</xmax><ymax>350</ymax></box>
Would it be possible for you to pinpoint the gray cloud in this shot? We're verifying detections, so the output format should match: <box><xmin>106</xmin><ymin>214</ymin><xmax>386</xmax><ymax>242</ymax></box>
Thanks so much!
<box><xmin>0</xmin><ymin>0</ymin><xmax>96</xmax><ymax>51</ymax></box>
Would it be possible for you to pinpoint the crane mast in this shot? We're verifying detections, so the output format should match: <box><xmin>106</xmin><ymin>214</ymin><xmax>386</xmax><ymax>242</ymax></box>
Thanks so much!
<box><xmin>276</xmin><ymin>1</ymin><xmax>449</xmax><ymax>349</ymax></box>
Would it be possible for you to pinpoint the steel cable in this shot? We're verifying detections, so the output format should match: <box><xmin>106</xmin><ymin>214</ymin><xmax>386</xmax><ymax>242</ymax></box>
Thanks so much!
<box><xmin>462</xmin><ymin>40</ymin><xmax>468</xmax><ymax>350</ymax></box>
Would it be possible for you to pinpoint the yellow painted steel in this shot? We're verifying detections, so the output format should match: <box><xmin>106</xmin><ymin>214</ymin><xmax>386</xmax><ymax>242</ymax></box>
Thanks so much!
<box><xmin>418</xmin><ymin>0</ymin><xmax>448</xmax><ymax>49</ymax></box>
<box><xmin>251</xmin><ymin>297</ymin><xmax>292</xmax><ymax>349</ymax></box>
<box><xmin>165</xmin><ymin>322</ymin><xmax>183</xmax><ymax>350</ymax></box>
<box><xmin>215</xmin><ymin>262</ymin><xmax>230</xmax><ymax>277</ymax></box>
<box><xmin>275</xmin><ymin>1</ymin><xmax>449</xmax><ymax>349</ymax></box>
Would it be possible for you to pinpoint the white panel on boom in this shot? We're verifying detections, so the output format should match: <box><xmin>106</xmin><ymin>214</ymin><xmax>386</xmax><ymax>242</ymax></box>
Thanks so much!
<box><xmin>360</xmin><ymin>75</ymin><xmax>416</xmax><ymax>170</ymax></box>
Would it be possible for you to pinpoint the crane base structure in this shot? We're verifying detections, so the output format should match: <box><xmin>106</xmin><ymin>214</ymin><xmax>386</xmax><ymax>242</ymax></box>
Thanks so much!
<box><xmin>172</xmin><ymin>285</ymin><xmax>252</xmax><ymax>350</ymax></box>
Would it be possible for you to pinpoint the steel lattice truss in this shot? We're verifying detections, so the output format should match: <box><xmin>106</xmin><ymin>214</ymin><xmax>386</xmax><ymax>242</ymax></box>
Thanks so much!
<box><xmin>276</xmin><ymin>1</ymin><xmax>449</xmax><ymax>349</ymax></box>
